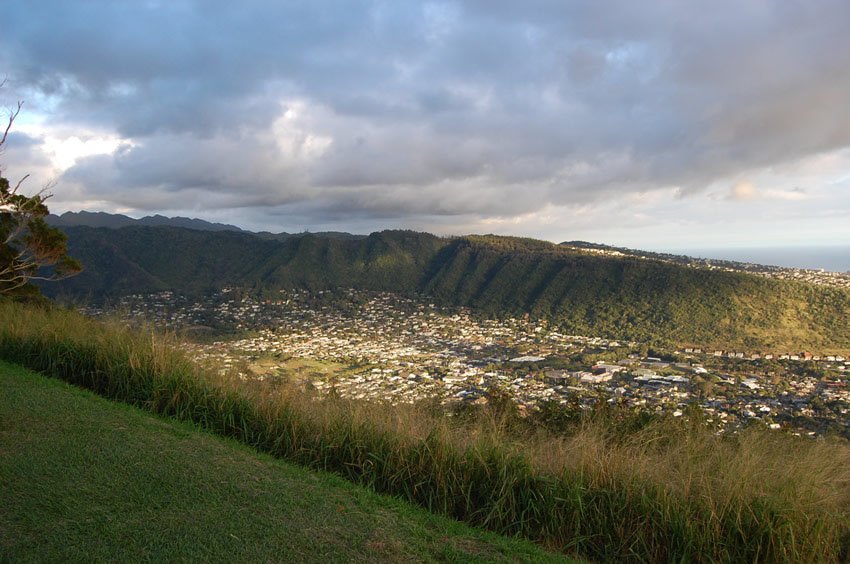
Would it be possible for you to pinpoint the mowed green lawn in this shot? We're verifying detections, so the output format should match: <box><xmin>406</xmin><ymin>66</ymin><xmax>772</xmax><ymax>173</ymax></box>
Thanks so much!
<box><xmin>0</xmin><ymin>361</ymin><xmax>569</xmax><ymax>563</ymax></box>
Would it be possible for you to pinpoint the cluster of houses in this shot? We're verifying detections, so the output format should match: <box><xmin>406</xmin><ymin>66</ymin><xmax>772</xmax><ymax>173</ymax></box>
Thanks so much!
<box><xmin>765</xmin><ymin>268</ymin><xmax>850</xmax><ymax>289</ymax></box>
<box><xmin>82</xmin><ymin>288</ymin><xmax>850</xmax><ymax>437</ymax></box>
<box><xmin>683</xmin><ymin>348</ymin><xmax>848</xmax><ymax>363</ymax></box>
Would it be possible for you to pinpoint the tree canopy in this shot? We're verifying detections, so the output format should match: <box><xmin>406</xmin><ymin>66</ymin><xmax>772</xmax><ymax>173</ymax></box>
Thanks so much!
<box><xmin>1</xmin><ymin>92</ymin><xmax>81</xmax><ymax>297</ymax></box>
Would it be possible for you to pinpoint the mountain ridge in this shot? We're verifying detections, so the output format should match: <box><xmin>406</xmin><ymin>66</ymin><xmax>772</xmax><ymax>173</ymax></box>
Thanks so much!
<box><xmin>45</xmin><ymin>225</ymin><xmax>850</xmax><ymax>352</ymax></box>
<box><xmin>47</xmin><ymin>211</ymin><xmax>246</xmax><ymax>232</ymax></box>
<box><xmin>47</xmin><ymin>211</ymin><xmax>370</xmax><ymax>241</ymax></box>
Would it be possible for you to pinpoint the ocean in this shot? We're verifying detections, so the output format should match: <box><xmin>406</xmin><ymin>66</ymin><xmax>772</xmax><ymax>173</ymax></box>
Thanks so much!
<box><xmin>664</xmin><ymin>246</ymin><xmax>850</xmax><ymax>273</ymax></box>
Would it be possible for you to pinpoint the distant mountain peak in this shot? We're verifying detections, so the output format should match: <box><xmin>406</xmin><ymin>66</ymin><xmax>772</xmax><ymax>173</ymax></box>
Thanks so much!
<box><xmin>47</xmin><ymin>211</ymin><xmax>245</xmax><ymax>233</ymax></box>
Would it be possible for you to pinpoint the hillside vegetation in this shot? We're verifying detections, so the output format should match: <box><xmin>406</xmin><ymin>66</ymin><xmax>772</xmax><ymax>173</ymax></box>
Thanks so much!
<box><xmin>2</xmin><ymin>301</ymin><xmax>849</xmax><ymax>562</ymax></box>
<box><xmin>0</xmin><ymin>361</ymin><xmax>564</xmax><ymax>563</ymax></box>
<box><xmin>50</xmin><ymin>226</ymin><xmax>850</xmax><ymax>351</ymax></box>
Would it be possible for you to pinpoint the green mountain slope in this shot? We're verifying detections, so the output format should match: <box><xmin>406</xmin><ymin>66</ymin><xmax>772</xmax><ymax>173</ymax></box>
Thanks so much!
<box><xmin>48</xmin><ymin>226</ymin><xmax>850</xmax><ymax>351</ymax></box>
<box><xmin>424</xmin><ymin>237</ymin><xmax>850</xmax><ymax>350</ymax></box>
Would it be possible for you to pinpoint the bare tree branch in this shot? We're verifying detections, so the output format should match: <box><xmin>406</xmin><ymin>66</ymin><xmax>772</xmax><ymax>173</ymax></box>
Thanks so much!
<box><xmin>11</xmin><ymin>173</ymin><xmax>30</xmax><ymax>195</ymax></box>
<box><xmin>1</xmin><ymin>100</ymin><xmax>23</xmax><ymax>149</ymax></box>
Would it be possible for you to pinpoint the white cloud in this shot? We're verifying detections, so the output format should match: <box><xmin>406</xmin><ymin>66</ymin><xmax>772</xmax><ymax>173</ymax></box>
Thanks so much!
<box><xmin>729</xmin><ymin>182</ymin><xmax>759</xmax><ymax>201</ymax></box>
<box><xmin>40</xmin><ymin>133</ymin><xmax>128</xmax><ymax>171</ymax></box>
<box><xmin>763</xmin><ymin>188</ymin><xmax>808</xmax><ymax>201</ymax></box>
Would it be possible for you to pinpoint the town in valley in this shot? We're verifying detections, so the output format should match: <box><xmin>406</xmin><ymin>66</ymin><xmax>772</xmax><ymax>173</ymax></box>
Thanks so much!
<box><xmin>81</xmin><ymin>287</ymin><xmax>850</xmax><ymax>438</ymax></box>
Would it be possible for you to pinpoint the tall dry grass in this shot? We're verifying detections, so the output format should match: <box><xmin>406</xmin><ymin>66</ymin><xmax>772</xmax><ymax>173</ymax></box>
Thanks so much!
<box><xmin>2</xmin><ymin>300</ymin><xmax>848</xmax><ymax>562</ymax></box>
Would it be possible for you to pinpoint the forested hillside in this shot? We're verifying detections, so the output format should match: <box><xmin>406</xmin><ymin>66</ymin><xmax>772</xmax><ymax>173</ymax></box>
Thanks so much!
<box><xmin>49</xmin><ymin>226</ymin><xmax>850</xmax><ymax>351</ymax></box>
<box><xmin>422</xmin><ymin>237</ymin><xmax>850</xmax><ymax>350</ymax></box>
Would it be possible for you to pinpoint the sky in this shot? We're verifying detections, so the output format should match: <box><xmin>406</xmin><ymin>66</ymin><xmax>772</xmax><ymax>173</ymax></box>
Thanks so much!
<box><xmin>1</xmin><ymin>0</ymin><xmax>850</xmax><ymax>251</ymax></box>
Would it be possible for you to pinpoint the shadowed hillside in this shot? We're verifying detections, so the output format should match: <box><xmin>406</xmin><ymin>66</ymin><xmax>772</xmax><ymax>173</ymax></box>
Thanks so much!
<box><xmin>48</xmin><ymin>226</ymin><xmax>850</xmax><ymax>351</ymax></box>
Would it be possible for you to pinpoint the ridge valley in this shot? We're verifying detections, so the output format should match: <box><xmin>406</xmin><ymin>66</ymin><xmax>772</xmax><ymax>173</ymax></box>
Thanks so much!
<box><xmin>80</xmin><ymin>288</ymin><xmax>850</xmax><ymax>438</ymax></box>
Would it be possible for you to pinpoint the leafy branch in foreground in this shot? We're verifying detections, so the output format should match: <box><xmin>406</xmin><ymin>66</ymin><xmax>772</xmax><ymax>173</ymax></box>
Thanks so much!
<box><xmin>0</xmin><ymin>86</ymin><xmax>81</xmax><ymax>295</ymax></box>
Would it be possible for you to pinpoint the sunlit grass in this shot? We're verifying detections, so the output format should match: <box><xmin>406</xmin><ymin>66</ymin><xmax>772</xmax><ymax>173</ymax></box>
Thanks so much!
<box><xmin>1</xmin><ymin>360</ymin><xmax>565</xmax><ymax>563</ymax></box>
<box><xmin>2</xmin><ymin>300</ymin><xmax>848</xmax><ymax>562</ymax></box>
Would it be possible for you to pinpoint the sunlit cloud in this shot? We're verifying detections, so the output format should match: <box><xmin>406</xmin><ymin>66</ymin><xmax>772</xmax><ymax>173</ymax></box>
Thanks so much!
<box><xmin>728</xmin><ymin>182</ymin><xmax>758</xmax><ymax>201</ymax></box>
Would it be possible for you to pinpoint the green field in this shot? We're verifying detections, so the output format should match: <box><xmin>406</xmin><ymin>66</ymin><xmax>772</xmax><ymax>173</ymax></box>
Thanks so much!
<box><xmin>0</xmin><ymin>361</ymin><xmax>568</xmax><ymax>563</ymax></box>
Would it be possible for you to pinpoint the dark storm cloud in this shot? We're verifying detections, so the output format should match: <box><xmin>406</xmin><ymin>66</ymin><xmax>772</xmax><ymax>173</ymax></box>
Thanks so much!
<box><xmin>2</xmin><ymin>0</ymin><xmax>849</xmax><ymax>226</ymax></box>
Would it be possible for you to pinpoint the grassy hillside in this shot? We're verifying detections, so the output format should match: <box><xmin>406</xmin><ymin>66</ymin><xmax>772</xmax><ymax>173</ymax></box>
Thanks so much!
<box><xmin>2</xmin><ymin>302</ymin><xmax>849</xmax><ymax>562</ymax></box>
<box><xmin>49</xmin><ymin>226</ymin><xmax>850</xmax><ymax>351</ymax></box>
<box><xmin>0</xmin><ymin>360</ymin><xmax>566</xmax><ymax>563</ymax></box>
<box><xmin>423</xmin><ymin>237</ymin><xmax>850</xmax><ymax>351</ymax></box>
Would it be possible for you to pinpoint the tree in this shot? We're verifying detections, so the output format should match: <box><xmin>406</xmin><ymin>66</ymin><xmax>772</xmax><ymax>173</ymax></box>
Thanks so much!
<box><xmin>1</xmin><ymin>85</ymin><xmax>81</xmax><ymax>297</ymax></box>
